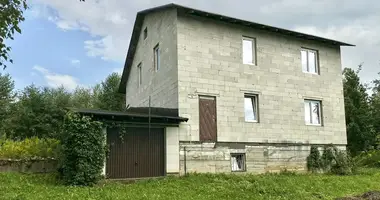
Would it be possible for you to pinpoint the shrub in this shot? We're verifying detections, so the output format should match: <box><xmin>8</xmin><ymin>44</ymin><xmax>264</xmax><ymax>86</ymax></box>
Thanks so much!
<box><xmin>306</xmin><ymin>146</ymin><xmax>321</xmax><ymax>173</ymax></box>
<box><xmin>331</xmin><ymin>150</ymin><xmax>353</xmax><ymax>175</ymax></box>
<box><xmin>354</xmin><ymin>150</ymin><xmax>380</xmax><ymax>168</ymax></box>
<box><xmin>307</xmin><ymin>144</ymin><xmax>353</xmax><ymax>175</ymax></box>
<box><xmin>60</xmin><ymin>112</ymin><xmax>105</xmax><ymax>186</ymax></box>
<box><xmin>0</xmin><ymin>137</ymin><xmax>60</xmax><ymax>160</ymax></box>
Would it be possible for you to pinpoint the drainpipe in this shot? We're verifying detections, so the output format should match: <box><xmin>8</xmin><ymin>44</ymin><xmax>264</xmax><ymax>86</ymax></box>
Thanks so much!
<box><xmin>184</xmin><ymin>146</ymin><xmax>187</xmax><ymax>176</ymax></box>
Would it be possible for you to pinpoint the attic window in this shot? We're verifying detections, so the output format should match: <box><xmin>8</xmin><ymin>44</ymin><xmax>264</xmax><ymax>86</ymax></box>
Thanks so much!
<box><xmin>242</xmin><ymin>37</ymin><xmax>256</xmax><ymax>65</ymax></box>
<box><xmin>143</xmin><ymin>27</ymin><xmax>148</xmax><ymax>40</ymax></box>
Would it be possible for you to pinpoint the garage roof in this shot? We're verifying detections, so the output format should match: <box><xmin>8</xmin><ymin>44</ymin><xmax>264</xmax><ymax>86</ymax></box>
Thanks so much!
<box><xmin>72</xmin><ymin>108</ymin><xmax>188</xmax><ymax>125</ymax></box>
<box><xmin>119</xmin><ymin>3</ymin><xmax>355</xmax><ymax>93</ymax></box>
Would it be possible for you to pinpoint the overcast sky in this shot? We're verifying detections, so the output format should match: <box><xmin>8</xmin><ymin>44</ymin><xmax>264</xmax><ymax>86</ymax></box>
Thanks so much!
<box><xmin>4</xmin><ymin>0</ymin><xmax>380</xmax><ymax>90</ymax></box>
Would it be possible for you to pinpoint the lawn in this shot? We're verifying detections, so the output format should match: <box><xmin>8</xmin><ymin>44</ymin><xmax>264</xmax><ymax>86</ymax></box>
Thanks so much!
<box><xmin>0</xmin><ymin>169</ymin><xmax>380</xmax><ymax>200</ymax></box>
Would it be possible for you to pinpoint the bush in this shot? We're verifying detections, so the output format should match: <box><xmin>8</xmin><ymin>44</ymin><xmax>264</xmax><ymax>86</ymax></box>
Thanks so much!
<box><xmin>60</xmin><ymin>112</ymin><xmax>105</xmax><ymax>186</ymax></box>
<box><xmin>0</xmin><ymin>137</ymin><xmax>60</xmax><ymax>160</ymax></box>
<box><xmin>307</xmin><ymin>146</ymin><xmax>321</xmax><ymax>173</ymax></box>
<box><xmin>307</xmin><ymin>144</ymin><xmax>353</xmax><ymax>175</ymax></box>
<box><xmin>354</xmin><ymin>150</ymin><xmax>380</xmax><ymax>168</ymax></box>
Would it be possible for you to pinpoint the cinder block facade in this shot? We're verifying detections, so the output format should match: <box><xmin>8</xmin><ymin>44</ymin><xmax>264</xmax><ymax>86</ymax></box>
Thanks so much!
<box><xmin>122</xmin><ymin>5</ymin><xmax>349</xmax><ymax>174</ymax></box>
<box><xmin>125</xmin><ymin>9</ymin><xmax>178</xmax><ymax>109</ymax></box>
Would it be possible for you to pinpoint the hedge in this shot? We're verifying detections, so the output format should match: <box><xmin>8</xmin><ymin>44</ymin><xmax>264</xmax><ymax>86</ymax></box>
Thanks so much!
<box><xmin>0</xmin><ymin>137</ymin><xmax>60</xmax><ymax>160</ymax></box>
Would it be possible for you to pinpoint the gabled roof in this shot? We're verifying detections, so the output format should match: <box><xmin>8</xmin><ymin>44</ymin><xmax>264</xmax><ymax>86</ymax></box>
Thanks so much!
<box><xmin>119</xmin><ymin>3</ymin><xmax>355</xmax><ymax>93</ymax></box>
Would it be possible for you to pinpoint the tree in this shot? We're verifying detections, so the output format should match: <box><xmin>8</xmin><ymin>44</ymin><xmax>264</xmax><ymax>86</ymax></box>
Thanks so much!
<box><xmin>343</xmin><ymin>66</ymin><xmax>376</xmax><ymax>155</ymax></box>
<box><xmin>370</xmin><ymin>72</ymin><xmax>380</xmax><ymax>147</ymax></box>
<box><xmin>5</xmin><ymin>85</ymin><xmax>71</xmax><ymax>139</ymax></box>
<box><xmin>71</xmin><ymin>87</ymin><xmax>94</xmax><ymax>109</ymax></box>
<box><xmin>95</xmin><ymin>73</ymin><xmax>125</xmax><ymax>111</ymax></box>
<box><xmin>0</xmin><ymin>73</ymin><xmax>15</xmax><ymax>134</ymax></box>
<box><xmin>0</xmin><ymin>0</ymin><xmax>28</xmax><ymax>69</ymax></box>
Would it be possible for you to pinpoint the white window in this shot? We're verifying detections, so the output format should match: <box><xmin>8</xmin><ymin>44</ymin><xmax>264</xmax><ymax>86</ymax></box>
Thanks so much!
<box><xmin>244</xmin><ymin>94</ymin><xmax>258</xmax><ymax>122</ymax></box>
<box><xmin>154</xmin><ymin>44</ymin><xmax>160</xmax><ymax>71</ymax></box>
<box><xmin>304</xmin><ymin>100</ymin><xmax>322</xmax><ymax>125</ymax></box>
<box><xmin>137</xmin><ymin>63</ymin><xmax>142</xmax><ymax>87</ymax></box>
<box><xmin>231</xmin><ymin>154</ymin><xmax>246</xmax><ymax>172</ymax></box>
<box><xmin>301</xmin><ymin>48</ymin><xmax>318</xmax><ymax>74</ymax></box>
<box><xmin>242</xmin><ymin>37</ymin><xmax>256</xmax><ymax>65</ymax></box>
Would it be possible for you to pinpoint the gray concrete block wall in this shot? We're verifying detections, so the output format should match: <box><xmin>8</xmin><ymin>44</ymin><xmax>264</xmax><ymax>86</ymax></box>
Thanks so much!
<box><xmin>125</xmin><ymin>9</ymin><xmax>179</xmax><ymax>108</ymax></box>
<box><xmin>176</xmin><ymin>14</ymin><xmax>347</xmax><ymax>145</ymax></box>
<box><xmin>179</xmin><ymin>143</ymin><xmax>314</xmax><ymax>174</ymax></box>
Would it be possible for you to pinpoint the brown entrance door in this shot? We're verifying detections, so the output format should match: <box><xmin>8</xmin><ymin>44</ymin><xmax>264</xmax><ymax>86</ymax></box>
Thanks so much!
<box><xmin>199</xmin><ymin>96</ymin><xmax>217</xmax><ymax>142</ymax></box>
<box><xmin>106</xmin><ymin>127</ymin><xmax>165</xmax><ymax>179</ymax></box>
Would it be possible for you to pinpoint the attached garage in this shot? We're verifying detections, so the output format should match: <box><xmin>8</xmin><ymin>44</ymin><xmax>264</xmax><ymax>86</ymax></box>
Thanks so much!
<box><xmin>75</xmin><ymin>108</ymin><xmax>187</xmax><ymax>179</ymax></box>
<box><xmin>106</xmin><ymin>127</ymin><xmax>165</xmax><ymax>179</ymax></box>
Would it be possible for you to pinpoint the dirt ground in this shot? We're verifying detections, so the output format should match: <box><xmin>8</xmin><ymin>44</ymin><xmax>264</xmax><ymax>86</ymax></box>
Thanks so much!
<box><xmin>336</xmin><ymin>191</ymin><xmax>380</xmax><ymax>200</ymax></box>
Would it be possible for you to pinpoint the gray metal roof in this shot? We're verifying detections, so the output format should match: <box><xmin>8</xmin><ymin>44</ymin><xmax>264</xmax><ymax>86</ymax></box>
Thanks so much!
<box><xmin>119</xmin><ymin>3</ymin><xmax>355</xmax><ymax>93</ymax></box>
<box><xmin>72</xmin><ymin>107</ymin><xmax>188</xmax><ymax>123</ymax></box>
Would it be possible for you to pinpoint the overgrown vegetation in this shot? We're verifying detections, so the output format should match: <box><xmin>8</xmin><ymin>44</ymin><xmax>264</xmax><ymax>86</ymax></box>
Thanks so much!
<box><xmin>307</xmin><ymin>145</ymin><xmax>354</xmax><ymax>175</ymax></box>
<box><xmin>343</xmin><ymin>66</ymin><xmax>377</xmax><ymax>156</ymax></box>
<box><xmin>0</xmin><ymin>137</ymin><xmax>60</xmax><ymax>160</ymax></box>
<box><xmin>1</xmin><ymin>170</ymin><xmax>380</xmax><ymax>200</ymax></box>
<box><xmin>0</xmin><ymin>72</ymin><xmax>125</xmax><ymax>140</ymax></box>
<box><xmin>354</xmin><ymin>150</ymin><xmax>380</xmax><ymax>168</ymax></box>
<box><xmin>307</xmin><ymin>146</ymin><xmax>321</xmax><ymax>173</ymax></box>
<box><xmin>60</xmin><ymin>112</ymin><xmax>105</xmax><ymax>186</ymax></box>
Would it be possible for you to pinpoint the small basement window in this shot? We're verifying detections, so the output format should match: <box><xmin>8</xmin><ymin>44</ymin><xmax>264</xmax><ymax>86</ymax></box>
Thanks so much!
<box><xmin>231</xmin><ymin>153</ymin><xmax>246</xmax><ymax>172</ymax></box>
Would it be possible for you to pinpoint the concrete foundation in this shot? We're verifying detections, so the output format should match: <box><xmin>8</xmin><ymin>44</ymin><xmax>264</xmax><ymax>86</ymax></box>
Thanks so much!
<box><xmin>179</xmin><ymin>142</ymin><xmax>332</xmax><ymax>174</ymax></box>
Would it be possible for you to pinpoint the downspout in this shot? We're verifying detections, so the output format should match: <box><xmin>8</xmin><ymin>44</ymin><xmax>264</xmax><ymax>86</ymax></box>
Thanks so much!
<box><xmin>184</xmin><ymin>146</ymin><xmax>187</xmax><ymax>176</ymax></box>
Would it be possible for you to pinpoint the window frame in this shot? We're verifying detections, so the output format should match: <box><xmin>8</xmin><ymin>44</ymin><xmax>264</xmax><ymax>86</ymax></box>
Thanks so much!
<box><xmin>231</xmin><ymin>153</ymin><xmax>246</xmax><ymax>172</ymax></box>
<box><xmin>242</xmin><ymin>36</ymin><xmax>257</xmax><ymax>65</ymax></box>
<box><xmin>244</xmin><ymin>94</ymin><xmax>259</xmax><ymax>123</ymax></box>
<box><xmin>154</xmin><ymin>44</ymin><xmax>160</xmax><ymax>72</ymax></box>
<box><xmin>137</xmin><ymin>62</ymin><xmax>142</xmax><ymax>87</ymax></box>
<box><xmin>301</xmin><ymin>48</ymin><xmax>319</xmax><ymax>74</ymax></box>
<box><xmin>304</xmin><ymin>99</ymin><xmax>322</xmax><ymax>126</ymax></box>
<box><xmin>143</xmin><ymin>27</ymin><xmax>148</xmax><ymax>40</ymax></box>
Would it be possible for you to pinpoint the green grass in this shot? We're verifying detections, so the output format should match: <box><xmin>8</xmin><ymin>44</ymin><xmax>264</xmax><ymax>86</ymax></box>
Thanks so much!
<box><xmin>0</xmin><ymin>169</ymin><xmax>380</xmax><ymax>200</ymax></box>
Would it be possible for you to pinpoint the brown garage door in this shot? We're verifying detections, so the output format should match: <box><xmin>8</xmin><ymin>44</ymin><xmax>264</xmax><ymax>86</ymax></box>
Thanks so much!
<box><xmin>106</xmin><ymin>127</ymin><xmax>165</xmax><ymax>179</ymax></box>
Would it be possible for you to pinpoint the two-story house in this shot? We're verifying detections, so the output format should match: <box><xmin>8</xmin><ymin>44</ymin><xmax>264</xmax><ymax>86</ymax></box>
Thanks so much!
<box><xmin>118</xmin><ymin>4</ymin><xmax>354</xmax><ymax>175</ymax></box>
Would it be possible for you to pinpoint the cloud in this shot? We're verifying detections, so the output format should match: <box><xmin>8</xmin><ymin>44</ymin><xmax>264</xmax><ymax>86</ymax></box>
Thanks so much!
<box><xmin>112</xmin><ymin>67</ymin><xmax>123</xmax><ymax>75</ymax></box>
<box><xmin>70</xmin><ymin>59</ymin><xmax>80</xmax><ymax>65</ymax></box>
<box><xmin>31</xmin><ymin>0</ymin><xmax>380</xmax><ymax>83</ymax></box>
<box><xmin>33</xmin><ymin>65</ymin><xmax>80</xmax><ymax>90</ymax></box>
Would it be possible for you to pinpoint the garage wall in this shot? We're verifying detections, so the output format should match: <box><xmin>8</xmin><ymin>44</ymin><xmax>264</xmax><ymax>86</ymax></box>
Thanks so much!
<box><xmin>166</xmin><ymin>127</ymin><xmax>180</xmax><ymax>173</ymax></box>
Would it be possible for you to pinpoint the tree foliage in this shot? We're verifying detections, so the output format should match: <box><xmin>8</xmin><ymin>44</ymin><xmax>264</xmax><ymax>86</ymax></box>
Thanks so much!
<box><xmin>370</xmin><ymin>73</ymin><xmax>380</xmax><ymax>147</ymax></box>
<box><xmin>95</xmin><ymin>72</ymin><xmax>125</xmax><ymax>111</ymax></box>
<box><xmin>0</xmin><ymin>73</ymin><xmax>15</xmax><ymax>134</ymax></box>
<box><xmin>1</xmin><ymin>73</ymin><xmax>125</xmax><ymax>140</ymax></box>
<box><xmin>0</xmin><ymin>0</ymin><xmax>28</xmax><ymax>69</ymax></box>
<box><xmin>343</xmin><ymin>66</ymin><xmax>376</xmax><ymax>155</ymax></box>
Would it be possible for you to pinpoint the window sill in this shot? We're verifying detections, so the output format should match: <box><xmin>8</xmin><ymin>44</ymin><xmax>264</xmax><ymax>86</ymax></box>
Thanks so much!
<box><xmin>245</xmin><ymin>120</ymin><xmax>258</xmax><ymax>123</ymax></box>
<box><xmin>243</xmin><ymin>62</ymin><xmax>256</xmax><ymax>66</ymax></box>
<box><xmin>303</xmin><ymin>71</ymin><xmax>319</xmax><ymax>75</ymax></box>
<box><xmin>305</xmin><ymin>123</ymin><xmax>322</xmax><ymax>127</ymax></box>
